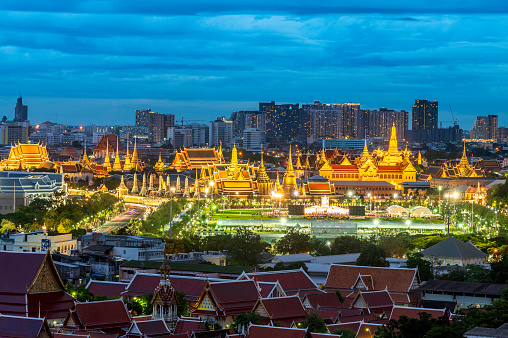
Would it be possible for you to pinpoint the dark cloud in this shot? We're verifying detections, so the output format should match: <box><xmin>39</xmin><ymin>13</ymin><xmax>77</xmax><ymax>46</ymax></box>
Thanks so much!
<box><xmin>0</xmin><ymin>3</ymin><xmax>506</xmax><ymax>126</ymax></box>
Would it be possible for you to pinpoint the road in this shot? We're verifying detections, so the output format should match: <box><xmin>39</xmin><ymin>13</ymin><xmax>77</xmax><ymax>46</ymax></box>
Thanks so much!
<box><xmin>96</xmin><ymin>206</ymin><xmax>145</xmax><ymax>234</ymax></box>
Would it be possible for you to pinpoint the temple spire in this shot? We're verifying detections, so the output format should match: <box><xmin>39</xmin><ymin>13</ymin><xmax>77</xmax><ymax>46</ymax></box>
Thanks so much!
<box><xmin>388</xmin><ymin>123</ymin><xmax>398</xmax><ymax>154</ymax></box>
<box><xmin>230</xmin><ymin>143</ymin><xmax>238</xmax><ymax>169</ymax></box>
<box><xmin>131</xmin><ymin>137</ymin><xmax>140</xmax><ymax>171</ymax></box>
<box><xmin>124</xmin><ymin>138</ymin><xmax>132</xmax><ymax>171</ymax></box>
<box><xmin>104</xmin><ymin>139</ymin><xmax>111</xmax><ymax>171</ymax></box>
<box><xmin>112</xmin><ymin>136</ymin><xmax>123</xmax><ymax>172</ymax></box>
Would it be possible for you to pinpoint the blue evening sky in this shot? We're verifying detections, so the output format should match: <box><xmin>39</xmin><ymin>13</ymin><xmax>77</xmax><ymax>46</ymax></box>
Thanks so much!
<box><xmin>0</xmin><ymin>1</ymin><xmax>507</xmax><ymax>129</ymax></box>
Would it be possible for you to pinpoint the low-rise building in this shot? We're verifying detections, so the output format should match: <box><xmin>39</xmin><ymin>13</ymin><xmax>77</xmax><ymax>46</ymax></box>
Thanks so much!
<box><xmin>417</xmin><ymin>279</ymin><xmax>507</xmax><ymax>309</ymax></box>
<box><xmin>0</xmin><ymin>229</ymin><xmax>77</xmax><ymax>254</ymax></box>
<box><xmin>421</xmin><ymin>236</ymin><xmax>489</xmax><ymax>267</ymax></box>
<box><xmin>81</xmin><ymin>232</ymin><xmax>165</xmax><ymax>261</ymax></box>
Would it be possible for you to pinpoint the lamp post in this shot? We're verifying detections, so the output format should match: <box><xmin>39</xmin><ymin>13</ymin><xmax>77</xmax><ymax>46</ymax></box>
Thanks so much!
<box><xmin>169</xmin><ymin>187</ymin><xmax>176</xmax><ymax>238</ymax></box>
<box><xmin>438</xmin><ymin>186</ymin><xmax>442</xmax><ymax>211</ymax></box>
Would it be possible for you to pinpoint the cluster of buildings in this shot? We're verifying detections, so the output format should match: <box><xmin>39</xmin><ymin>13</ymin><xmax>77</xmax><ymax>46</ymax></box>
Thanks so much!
<box><xmin>0</xmin><ymin>241</ymin><xmax>503</xmax><ymax>337</ymax></box>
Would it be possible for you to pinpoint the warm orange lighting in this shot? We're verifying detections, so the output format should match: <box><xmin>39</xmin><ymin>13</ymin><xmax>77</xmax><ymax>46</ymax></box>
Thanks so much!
<box><xmin>79</xmin><ymin>126</ymin><xmax>83</xmax><ymax>130</ymax></box>
<box><xmin>35</xmin><ymin>125</ymin><xmax>39</xmax><ymax>129</ymax></box>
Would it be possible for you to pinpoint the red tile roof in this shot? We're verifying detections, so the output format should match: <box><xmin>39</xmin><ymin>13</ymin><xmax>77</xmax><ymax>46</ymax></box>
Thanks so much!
<box><xmin>0</xmin><ymin>314</ymin><xmax>51</xmax><ymax>338</ymax></box>
<box><xmin>304</xmin><ymin>293</ymin><xmax>342</xmax><ymax>310</ymax></box>
<box><xmin>122</xmin><ymin>273</ymin><xmax>209</xmax><ymax>304</ymax></box>
<box><xmin>190</xmin><ymin>280</ymin><xmax>260</xmax><ymax>317</ymax></box>
<box><xmin>324</xmin><ymin>265</ymin><xmax>419</xmax><ymax>294</ymax></box>
<box><xmin>389</xmin><ymin>306</ymin><xmax>447</xmax><ymax>321</ymax></box>
<box><xmin>258</xmin><ymin>296</ymin><xmax>307</xmax><ymax>322</ymax></box>
<box><xmin>247</xmin><ymin>324</ymin><xmax>308</xmax><ymax>338</ymax></box>
<box><xmin>173</xmin><ymin>317</ymin><xmax>206</xmax><ymax>335</ymax></box>
<box><xmin>86</xmin><ymin>280</ymin><xmax>128</xmax><ymax>298</ymax></box>
<box><xmin>0</xmin><ymin>252</ymin><xmax>73</xmax><ymax>320</ymax></box>
<box><xmin>352</xmin><ymin>290</ymin><xmax>394</xmax><ymax>309</ymax></box>
<box><xmin>127</xmin><ymin>319</ymin><xmax>171</xmax><ymax>336</ymax></box>
<box><xmin>64</xmin><ymin>299</ymin><xmax>131</xmax><ymax>331</ymax></box>
<box><xmin>244</xmin><ymin>269</ymin><xmax>318</xmax><ymax>294</ymax></box>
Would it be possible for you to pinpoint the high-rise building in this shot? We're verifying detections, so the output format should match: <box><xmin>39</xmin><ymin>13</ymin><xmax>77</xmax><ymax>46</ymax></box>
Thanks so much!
<box><xmin>230</xmin><ymin>111</ymin><xmax>266</xmax><ymax>137</ymax></box>
<box><xmin>188</xmin><ymin>123</ymin><xmax>209</xmax><ymax>146</ymax></box>
<box><xmin>412</xmin><ymin>99</ymin><xmax>438</xmax><ymax>131</ymax></box>
<box><xmin>209</xmin><ymin>117</ymin><xmax>233</xmax><ymax>146</ymax></box>
<box><xmin>367</xmin><ymin>108</ymin><xmax>408</xmax><ymax>139</ymax></box>
<box><xmin>14</xmin><ymin>96</ymin><xmax>28</xmax><ymax>121</ymax></box>
<box><xmin>303</xmin><ymin>101</ymin><xmax>341</xmax><ymax>140</ymax></box>
<box><xmin>260</xmin><ymin>101</ymin><xmax>309</xmax><ymax>141</ymax></box>
<box><xmin>340</xmin><ymin>103</ymin><xmax>361</xmax><ymax>139</ymax></box>
<box><xmin>167</xmin><ymin>126</ymin><xmax>193</xmax><ymax>148</ymax></box>
<box><xmin>148</xmin><ymin>113</ymin><xmax>175</xmax><ymax>143</ymax></box>
<box><xmin>470</xmin><ymin>115</ymin><xmax>498</xmax><ymax>140</ymax></box>
<box><xmin>242</xmin><ymin>128</ymin><xmax>265</xmax><ymax>150</ymax></box>
<box><xmin>135</xmin><ymin>109</ymin><xmax>152</xmax><ymax>127</ymax></box>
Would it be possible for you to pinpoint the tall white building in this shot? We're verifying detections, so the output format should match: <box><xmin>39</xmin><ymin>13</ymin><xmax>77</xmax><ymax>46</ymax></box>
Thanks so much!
<box><xmin>168</xmin><ymin>127</ymin><xmax>193</xmax><ymax>148</ymax></box>
<box><xmin>242</xmin><ymin>128</ymin><xmax>265</xmax><ymax>150</ymax></box>
<box><xmin>209</xmin><ymin>117</ymin><xmax>233</xmax><ymax>147</ymax></box>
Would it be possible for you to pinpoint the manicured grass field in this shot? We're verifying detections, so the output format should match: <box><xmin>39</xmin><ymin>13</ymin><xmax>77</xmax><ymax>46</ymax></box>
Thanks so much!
<box><xmin>211</xmin><ymin>209</ymin><xmax>271</xmax><ymax>220</ymax></box>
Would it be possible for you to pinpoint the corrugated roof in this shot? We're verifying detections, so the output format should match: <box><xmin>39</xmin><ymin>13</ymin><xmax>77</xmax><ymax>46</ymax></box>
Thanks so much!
<box><xmin>417</xmin><ymin>279</ymin><xmax>507</xmax><ymax>296</ymax></box>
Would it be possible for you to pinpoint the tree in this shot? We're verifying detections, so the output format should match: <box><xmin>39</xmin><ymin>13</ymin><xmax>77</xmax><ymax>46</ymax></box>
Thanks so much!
<box><xmin>228</xmin><ymin>229</ymin><xmax>269</xmax><ymax>266</ymax></box>
<box><xmin>491</xmin><ymin>257</ymin><xmax>508</xmax><ymax>284</ymax></box>
<box><xmin>233</xmin><ymin>312</ymin><xmax>261</xmax><ymax>333</ymax></box>
<box><xmin>451</xmin><ymin>295</ymin><xmax>508</xmax><ymax>334</ymax></box>
<box><xmin>378</xmin><ymin>235</ymin><xmax>409</xmax><ymax>258</ymax></box>
<box><xmin>104</xmin><ymin>177</ymin><xmax>121</xmax><ymax>190</ymax></box>
<box><xmin>356</xmin><ymin>243</ymin><xmax>389</xmax><ymax>267</ymax></box>
<box><xmin>330</xmin><ymin>236</ymin><xmax>363</xmax><ymax>254</ymax></box>
<box><xmin>176</xmin><ymin>291</ymin><xmax>189</xmax><ymax>316</ymax></box>
<box><xmin>114</xmin><ymin>219</ymin><xmax>142</xmax><ymax>236</ymax></box>
<box><xmin>303</xmin><ymin>312</ymin><xmax>328</xmax><ymax>333</ymax></box>
<box><xmin>0</xmin><ymin>219</ymin><xmax>16</xmax><ymax>234</ymax></box>
<box><xmin>406</xmin><ymin>253</ymin><xmax>433</xmax><ymax>281</ymax></box>
<box><xmin>274</xmin><ymin>228</ymin><xmax>311</xmax><ymax>254</ymax></box>
<box><xmin>425</xmin><ymin>326</ymin><xmax>461</xmax><ymax>338</ymax></box>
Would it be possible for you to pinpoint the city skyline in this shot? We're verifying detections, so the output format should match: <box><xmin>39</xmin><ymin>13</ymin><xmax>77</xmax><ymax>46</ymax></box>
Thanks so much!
<box><xmin>1</xmin><ymin>1</ymin><xmax>508</xmax><ymax>127</ymax></box>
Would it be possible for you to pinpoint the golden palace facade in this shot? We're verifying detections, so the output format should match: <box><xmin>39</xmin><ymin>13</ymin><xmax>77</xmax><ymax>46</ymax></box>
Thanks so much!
<box><xmin>0</xmin><ymin>142</ymin><xmax>53</xmax><ymax>170</ymax></box>
<box><xmin>318</xmin><ymin>124</ymin><xmax>417</xmax><ymax>187</ymax></box>
<box><xmin>169</xmin><ymin>147</ymin><xmax>224</xmax><ymax>172</ymax></box>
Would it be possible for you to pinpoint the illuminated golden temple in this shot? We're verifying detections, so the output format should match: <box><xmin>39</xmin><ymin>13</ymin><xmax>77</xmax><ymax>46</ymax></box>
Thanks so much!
<box><xmin>0</xmin><ymin>142</ymin><xmax>53</xmax><ymax>170</ymax></box>
<box><xmin>318</xmin><ymin>124</ymin><xmax>417</xmax><ymax>187</ymax></box>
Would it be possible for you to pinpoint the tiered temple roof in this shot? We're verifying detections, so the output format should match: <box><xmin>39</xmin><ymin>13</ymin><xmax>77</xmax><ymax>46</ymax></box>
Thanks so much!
<box><xmin>0</xmin><ymin>142</ymin><xmax>53</xmax><ymax>170</ymax></box>
<box><xmin>169</xmin><ymin>148</ymin><xmax>224</xmax><ymax>172</ymax></box>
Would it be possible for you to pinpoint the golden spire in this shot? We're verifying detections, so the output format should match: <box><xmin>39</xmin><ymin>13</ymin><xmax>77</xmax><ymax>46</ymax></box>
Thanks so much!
<box><xmin>388</xmin><ymin>123</ymin><xmax>398</xmax><ymax>155</ymax></box>
<box><xmin>82</xmin><ymin>140</ymin><xmax>90</xmax><ymax>167</ymax></box>
<box><xmin>418</xmin><ymin>151</ymin><xmax>422</xmax><ymax>166</ymax></box>
<box><xmin>257</xmin><ymin>144</ymin><xmax>272</xmax><ymax>195</ymax></box>
<box><xmin>131</xmin><ymin>137</ymin><xmax>140</xmax><ymax>171</ymax></box>
<box><xmin>296</xmin><ymin>153</ymin><xmax>302</xmax><ymax>169</ymax></box>
<box><xmin>304</xmin><ymin>154</ymin><xmax>310</xmax><ymax>168</ymax></box>
<box><xmin>218</xmin><ymin>141</ymin><xmax>223</xmax><ymax>164</ymax></box>
<box><xmin>230</xmin><ymin>143</ymin><xmax>238</xmax><ymax>169</ymax></box>
<box><xmin>282</xmin><ymin>145</ymin><xmax>297</xmax><ymax>194</ymax></box>
<box><xmin>124</xmin><ymin>138</ymin><xmax>132</xmax><ymax>171</ymax></box>
<box><xmin>154</xmin><ymin>152</ymin><xmax>165</xmax><ymax>171</ymax></box>
<box><xmin>104</xmin><ymin>138</ymin><xmax>111</xmax><ymax>171</ymax></box>
<box><xmin>112</xmin><ymin>136</ymin><xmax>123</xmax><ymax>172</ymax></box>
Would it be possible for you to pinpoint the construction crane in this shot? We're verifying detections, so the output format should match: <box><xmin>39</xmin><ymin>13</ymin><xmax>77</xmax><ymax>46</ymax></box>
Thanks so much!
<box><xmin>449</xmin><ymin>104</ymin><xmax>458</xmax><ymax>126</ymax></box>
<box><xmin>179</xmin><ymin>117</ymin><xmax>207</xmax><ymax>127</ymax></box>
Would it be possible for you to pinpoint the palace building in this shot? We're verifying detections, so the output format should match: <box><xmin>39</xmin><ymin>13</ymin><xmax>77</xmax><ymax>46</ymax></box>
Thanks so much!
<box><xmin>318</xmin><ymin>124</ymin><xmax>417</xmax><ymax>188</ymax></box>
<box><xmin>169</xmin><ymin>147</ymin><xmax>224</xmax><ymax>172</ymax></box>
<box><xmin>0</xmin><ymin>142</ymin><xmax>53</xmax><ymax>170</ymax></box>
<box><xmin>419</xmin><ymin>143</ymin><xmax>484</xmax><ymax>181</ymax></box>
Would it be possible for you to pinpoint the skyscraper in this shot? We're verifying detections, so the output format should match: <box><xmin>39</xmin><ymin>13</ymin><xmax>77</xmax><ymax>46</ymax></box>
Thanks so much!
<box><xmin>412</xmin><ymin>99</ymin><xmax>438</xmax><ymax>131</ymax></box>
<box><xmin>135</xmin><ymin>109</ymin><xmax>152</xmax><ymax>127</ymax></box>
<box><xmin>148</xmin><ymin>112</ymin><xmax>175</xmax><ymax>143</ymax></box>
<box><xmin>209</xmin><ymin>117</ymin><xmax>233</xmax><ymax>146</ymax></box>
<box><xmin>367</xmin><ymin>108</ymin><xmax>408</xmax><ymax>139</ymax></box>
<box><xmin>14</xmin><ymin>96</ymin><xmax>28</xmax><ymax>121</ymax></box>
<box><xmin>303</xmin><ymin>101</ymin><xmax>341</xmax><ymax>140</ymax></box>
<box><xmin>260</xmin><ymin>101</ymin><xmax>309</xmax><ymax>141</ymax></box>
<box><xmin>470</xmin><ymin>115</ymin><xmax>498</xmax><ymax>139</ymax></box>
<box><xmin>339</xmin><ymin>103</ymin><xmax>361</xmax><ymax>139</ymax></box>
